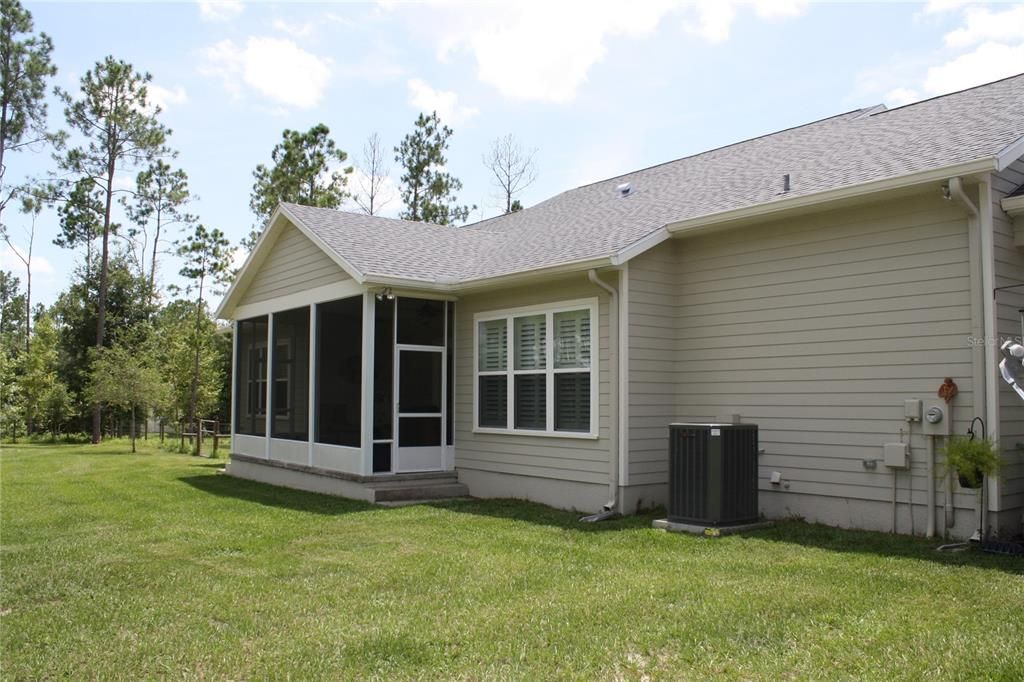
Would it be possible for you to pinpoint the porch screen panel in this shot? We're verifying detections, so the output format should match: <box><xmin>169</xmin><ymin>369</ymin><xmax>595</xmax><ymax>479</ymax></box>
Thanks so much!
<box><xmin>397</xmin><ymin>297</ymin><xmax>444</xmax><ymax>346</ymax></box>
<box><xmin>316</xmin><ymin>297</ymin><xmax>362</xmax><ymax>447</ymax></box>
<box><xmin>271</xmin><ymin>307</ymin><xmax>310</xmax><ymax>441</ymax></box>
<box><xmin>235</xmin><ymin>316</ymin><xmax>268</xmax><ymax>436</ymax></box>
<box><xmin>373</xmin><ymin>297</ymin><xmax>395</xmax><ymax>441</ymax></box>
<box><xmin>446</xmin><ymin>301</ymin><xmax>454</xmax><ymax>445</ymax></box>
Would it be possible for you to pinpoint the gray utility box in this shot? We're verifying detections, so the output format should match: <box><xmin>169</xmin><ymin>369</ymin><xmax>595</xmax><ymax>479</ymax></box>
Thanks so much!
<box><xmin>668</xmin><ymin>423</ymin><xmax>759</xmax><ymax>526</ymax></box>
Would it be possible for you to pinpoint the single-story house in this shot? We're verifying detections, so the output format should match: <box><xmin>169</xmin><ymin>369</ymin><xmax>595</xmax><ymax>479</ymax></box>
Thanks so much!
<box><xmin>216</xmin><ymin>74</ymin><xmax>1024</xmax><ymax>540</ymax></box>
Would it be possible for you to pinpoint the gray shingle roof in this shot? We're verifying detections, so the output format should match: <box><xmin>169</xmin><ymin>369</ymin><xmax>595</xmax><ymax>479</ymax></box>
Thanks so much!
<box><xmin>286</xmin><ymin>73</ymin><xmax>1024</xmax><ymax>285</ymax></box>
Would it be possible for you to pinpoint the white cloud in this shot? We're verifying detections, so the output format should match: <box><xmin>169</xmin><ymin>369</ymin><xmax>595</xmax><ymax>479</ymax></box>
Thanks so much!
<box><xmin>197</xmin><ymin>0</ymin><xmax>243</xmax><ymax>22</ymax></box>
<box><xmin>923</xmin><ymin>41</ymin><xmax>1024</xmax><ymax>94</ymax></box>
<box><xmin>272</xmin><ymin>19</ymin><xmax>314</xmax><ymax>38</ymax></box>
<box><xmin>1</xmin><ymin>246</ymin><xmax>54</xmax><ymax>275</ymax></box>
<box><xmin>407</xmin><ymin>78</ymin><xmax>479</xmax><ymax>125</ymax></box>
<box><xmin>408</xmin><ymin>0</ymin><xmax>806</xmax><ymax>103</ymax></box>
<box><xmin>944</xmin><ymin>5</ymin><xmax>1024</xmax><ymax>48</ymax></box>
<box><xmin>750</xmin><ymin>0</ymin><xmax>809</xmax><ymax>19</ymax></box>
<box><xmin>858</xmin><ymin>3</ymin><xmax>1024</xmax><ymax>107</ymax></box>
<box><xmin>147</xmin><ymin>84</ymin><xmax>188</xmax><ymax>112</ymax></box>
<box><xmin>229</xmin><ymin>247</ymin><xmax>248</xmax><ymax>272</ymax></box>
<box><xmin>113</xmin><ymin>173</ymin><xmax>136</xmax><ymax>193</ymax></box>
<box><xmin>336</xmin><ymin>49</ymin><xmax>405</xmax><ymax>82</ymax></box>
<box><xmin>200</xmin><ymin>37</ymin><xmax>332</xmax><ymax>109</ymax></box>
<box><xmin>686</xmin><ymin>1</ymin><xmax>808</xmax><ymax>42</ymax></box>
<box><xmin>923</xmin><ymin>0</ymin><xmax>975</xmax><ymax>14</ymax></box>
<box><xmin>685</xmin><ymin>2</ymin><xmax>737</xmax><ymax>43</ymax></box>
<box><xmin>884</xmin><ymin>87</ymin><xmax>922</xmax><ymax>106</ymax></box>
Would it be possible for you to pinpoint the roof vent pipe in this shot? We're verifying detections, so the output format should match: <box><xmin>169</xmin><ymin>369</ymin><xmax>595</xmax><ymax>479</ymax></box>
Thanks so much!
<box><xmin>782</xmin><ymin>173</ymin><xmax>791</xmax><ymax>193</ymax></box>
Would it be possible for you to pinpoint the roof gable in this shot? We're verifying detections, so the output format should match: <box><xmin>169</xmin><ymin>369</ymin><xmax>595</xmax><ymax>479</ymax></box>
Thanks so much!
<box><xmin>237</xmin><ymin>221</ymin><xmax>350</xmax><ymax>308</ymax></box>
<box><xmin>216</xmin><ymin>208</ymin><xmax>364</xmax><ymax>319</ymax></box>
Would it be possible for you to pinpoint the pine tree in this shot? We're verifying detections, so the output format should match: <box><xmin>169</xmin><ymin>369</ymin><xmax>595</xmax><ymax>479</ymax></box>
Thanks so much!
<box><xmin>122</xmin><ymin>160</ymin><xmax>193</xmax><ymax>307</ymax></box>
<box><xmin>0</xmin><ymin>0</ymin><xmax>57</xmax><ymax>222</ymax></box>
<box><xmin>247</xmin><ymin>124</ymin><xmax>352</xmax><ymax>248</ymax></box>
<box><xmin>54</xmin><ymin>56</ymin><xmax>170</xmax><ymax>443</ymax></box>
<box><xmin>394</xmin><ymin>111</ymin><xmax>473</xmax><ymax>225</ymax></box>
<box><xmin>175</xmin><ymin>224</ymin><xmax>232</xmax><ymax>451</ymax></box>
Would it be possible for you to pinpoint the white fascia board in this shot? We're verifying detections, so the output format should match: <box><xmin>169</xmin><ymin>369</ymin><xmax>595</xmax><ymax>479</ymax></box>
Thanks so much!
<box><xmin>361</xmin><ymin>256</ymin><xmax>616</xmax><ymax>295</ymax></box>
<box><xmin>450</xmin><ymin>256</ymin><xmax>615</xmax><ymax>292</ymax></box>
<box><xmin>611</xmin><ymin>227</ymin><xmax>671</xmax><ymax>266</ymax></box>
<box><xmin>664</xmin><ymin>158</ymin><xmax>998</xmax><ymax>235</ymax></box>
<box><xmin>995</xmin><ymin>134</ymin><xmax>1024</xmax><ymax>172</ymax></box>
<box><xmin>1002</xmin><ymin>194</ymin><xmax>1024</xmax><ymax>217</ymax></box>
<box><xmin>231</xmin><ymin>279</ymin><xmax>365</xmax><ymax>320</ymax></box>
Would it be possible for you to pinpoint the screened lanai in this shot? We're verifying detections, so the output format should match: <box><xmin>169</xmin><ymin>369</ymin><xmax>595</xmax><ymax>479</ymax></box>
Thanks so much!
<box><xmin>232</xmin><ymin>295</ymin><xmax>455</xmax><ymax>477</ymax></box>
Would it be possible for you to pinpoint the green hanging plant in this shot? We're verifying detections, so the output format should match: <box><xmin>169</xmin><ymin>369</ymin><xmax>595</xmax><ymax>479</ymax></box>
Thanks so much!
<box><xmin>942</xmin><ymin>435</ymin><xmax>1001</xmax><ymax>489</ymax></box>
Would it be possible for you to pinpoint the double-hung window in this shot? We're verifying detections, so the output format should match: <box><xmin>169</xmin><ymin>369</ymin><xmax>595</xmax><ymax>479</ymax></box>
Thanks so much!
<box><xmin>474</xmin><ymin>299</ymin><xmax>596</xmax><ymax>436</ymax></box>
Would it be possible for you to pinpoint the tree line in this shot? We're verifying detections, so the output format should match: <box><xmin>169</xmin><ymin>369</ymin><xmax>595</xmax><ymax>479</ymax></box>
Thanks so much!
<box><xmin>1</xmin><ymin>0</ymin><xmax>537</xmax><ymax>450</ymax></box>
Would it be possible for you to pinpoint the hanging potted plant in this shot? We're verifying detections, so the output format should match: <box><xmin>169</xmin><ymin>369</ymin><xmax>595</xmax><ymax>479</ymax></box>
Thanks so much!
<box><xmin>943</xmin><ymin>435</ymin><xmax>1001</xmax><ymax>489</ymax></box>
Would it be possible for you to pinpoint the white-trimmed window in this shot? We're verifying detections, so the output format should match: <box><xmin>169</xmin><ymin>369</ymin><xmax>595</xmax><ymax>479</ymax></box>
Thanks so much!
<box><xmin>474</xmin><ymin>299</ymin><xmax>597</xmax><ymax>437</ymax></box>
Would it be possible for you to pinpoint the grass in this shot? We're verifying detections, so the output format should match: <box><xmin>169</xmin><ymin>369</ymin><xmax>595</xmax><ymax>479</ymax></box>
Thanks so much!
<box><xmin>2</xmin><ymin>442</ymin><xmax>1022</xmax><ymax>680</ymax></box>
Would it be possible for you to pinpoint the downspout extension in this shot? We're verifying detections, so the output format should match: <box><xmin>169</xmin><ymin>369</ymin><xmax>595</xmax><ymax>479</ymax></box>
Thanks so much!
<box><xmin>581</xmin><ymin>268</ymin><xmax>620</xmax><ymax>520</ymax></box>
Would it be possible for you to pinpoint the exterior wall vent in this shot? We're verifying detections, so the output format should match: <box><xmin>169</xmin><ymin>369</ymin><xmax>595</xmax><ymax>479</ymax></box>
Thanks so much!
<box><xmin>668</xmin><ymin>423</ymin><xmax>759</xmax><ymax>526</ymax></box>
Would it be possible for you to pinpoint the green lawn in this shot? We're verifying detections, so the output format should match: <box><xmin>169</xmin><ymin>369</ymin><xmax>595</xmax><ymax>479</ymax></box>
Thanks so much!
<box><xmin>1</xmin><ymin>442</ymin><xmax>1022</xmax><ymax>680</ymax></box>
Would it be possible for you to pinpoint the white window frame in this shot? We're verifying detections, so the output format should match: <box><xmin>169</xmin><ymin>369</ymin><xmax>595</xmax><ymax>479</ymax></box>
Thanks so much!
<box><xmin>473</xmin><ymin>297</ymin><xmax>598</xmax><ymax>439</ymax></box>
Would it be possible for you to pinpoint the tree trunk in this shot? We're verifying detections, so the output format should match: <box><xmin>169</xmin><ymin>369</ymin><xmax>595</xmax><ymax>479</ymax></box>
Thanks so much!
<box><xmin>188</xmin><ymin>281</ymin><xmax>204</xmax><ymax>455</ymax></box>
<box><xmin>0</xmin><ymin>76</ymin><xmax>8</xmax><ymax>223</ymax></box>
<box><xmin>148</xmin><ymin>204</ymin><xmax>161</xmax><ymax>310</ymax></box>
<box><xmin>24</xmin><ymin>252</ymin><xmax>30</xmax><ymax>355</ymax></box>
<box><xmin>130</xmin><ymin>403</ymin><xmax>136</xmax><ymax>453</ymax></box>
<box><xmin>93</xmin><ymin>162</ymin><xmax>116</xmax><ymax>444</ymax></box>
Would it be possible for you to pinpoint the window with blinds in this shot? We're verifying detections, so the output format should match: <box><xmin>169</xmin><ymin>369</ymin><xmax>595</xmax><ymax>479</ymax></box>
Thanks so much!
<box><xmin>474</xmin><ymin>301</ymin><xmax>595</xmax><ymax>436</ymax></box>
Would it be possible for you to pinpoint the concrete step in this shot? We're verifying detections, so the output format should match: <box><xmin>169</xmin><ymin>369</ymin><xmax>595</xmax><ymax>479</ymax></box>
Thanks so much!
<box><xmin>371</xmin><ymin>481</ymin><xmax>469</xmax><ymax>503</ymax></box>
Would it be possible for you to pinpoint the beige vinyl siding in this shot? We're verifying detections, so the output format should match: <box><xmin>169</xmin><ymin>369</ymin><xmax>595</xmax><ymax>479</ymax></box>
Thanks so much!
<box><xmin>627</xmin><ymin>240</ymin><xmax>679</xmax><ymax>485</ymax></box>
<box><xmin>627</xmin><ymin>191</ymin><xmax>979</xmax><ymax>519</ymax></box>
<box><xmin>454</xmin><ymin>276</ymin><xmax>612</xmax><ymax>486</ymax></box>
<box><xmin>238</xmin><ymin>221</ymin><xmax>350</xmax><ymax>307</ymax></box>
<box><xmin>992</xmin><ymin>157</ymin><xmax>1024</xmax><ymax>514</ymax></box>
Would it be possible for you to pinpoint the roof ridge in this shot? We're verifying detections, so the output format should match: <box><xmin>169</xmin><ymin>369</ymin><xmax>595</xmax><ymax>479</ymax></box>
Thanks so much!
<box><xmin>563</xmin><ymin>106</ymin><xmax>873</xmax><ymax>193</ymax></box>
<box><xmin>461</xmin><ymin>106</ymin><xmax>875</xmax><ymax>232</ymax></box>
<box><xmin>281</xmin><ymin>202</ymin><xmax>455</xmax><ymax>230</ymax></box>
<box><xmin>869</xmin><ymin>71</ymin><xmax>1024</xmax><ymax>117</ymax></box>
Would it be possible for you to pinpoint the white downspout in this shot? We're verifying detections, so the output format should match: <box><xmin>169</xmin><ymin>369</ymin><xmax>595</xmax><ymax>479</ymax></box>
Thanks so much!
<box><xmin>978</xmin><ymin>179</ymin><xmax>1000</xmax><ymax>535</ymax></box>
<box><xmin>949</xmin><ymin>176</ymin><xmax>997</xmax><ymax>538</ymax></box>
<box><xmin>588</xmin><ymin>269</ymin><xmax>620</xmax><ymax>514</ymax></box>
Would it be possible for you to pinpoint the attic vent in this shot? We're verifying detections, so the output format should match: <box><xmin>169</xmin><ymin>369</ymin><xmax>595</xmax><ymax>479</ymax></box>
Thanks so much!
<box><xmin>617</xmin><ymin>182</ymin><xmax>633</xmax><ymax>197</ymax></box>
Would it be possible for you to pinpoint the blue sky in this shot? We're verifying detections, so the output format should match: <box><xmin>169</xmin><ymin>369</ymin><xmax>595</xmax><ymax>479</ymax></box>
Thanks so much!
<box><xmin>4</xmin><ymin>0</ymin><xmax>1024</xmax><ymax>310</ymax></box>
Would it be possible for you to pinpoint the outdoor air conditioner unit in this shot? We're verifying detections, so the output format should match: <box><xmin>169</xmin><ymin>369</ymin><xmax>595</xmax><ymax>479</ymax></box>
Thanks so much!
<box><xmin>668</xmin><ymin>423</ymin><xmax>759</xmax><ymax>526</ymax></box>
